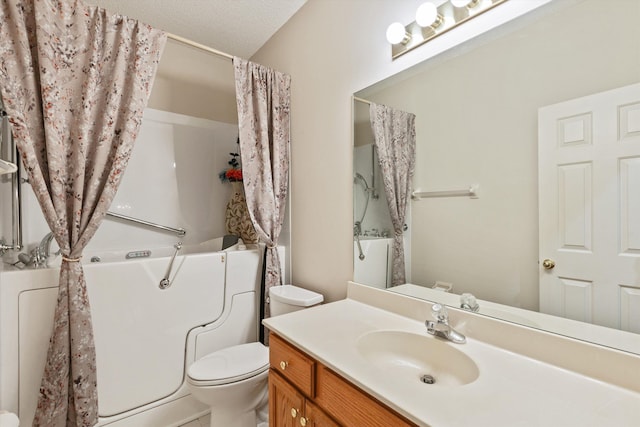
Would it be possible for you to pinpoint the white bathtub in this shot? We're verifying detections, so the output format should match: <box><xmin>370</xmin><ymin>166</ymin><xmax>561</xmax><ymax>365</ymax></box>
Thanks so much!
<box><xmin>353</xmin><ymin>237</ymin><xmax>393</xmax><ymax>289</ymax></box>
<box><xmin>0</xmin><ymin>238</ymin><xmax>264</xmax><ymax>426</ymax></box>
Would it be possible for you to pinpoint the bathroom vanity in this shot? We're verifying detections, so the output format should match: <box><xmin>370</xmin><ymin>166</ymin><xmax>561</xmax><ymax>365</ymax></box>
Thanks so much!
<box><xmin>264</xmin><ymin>282</ymin><xmax>640</xmax><ymax>427</ymax></box>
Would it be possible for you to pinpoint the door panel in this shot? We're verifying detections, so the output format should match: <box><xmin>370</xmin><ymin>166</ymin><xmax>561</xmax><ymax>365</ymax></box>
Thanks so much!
<box><xmin>539</xmin><ymin>82</ymin><xmax>640</xmax><ymax>330</ymax></box>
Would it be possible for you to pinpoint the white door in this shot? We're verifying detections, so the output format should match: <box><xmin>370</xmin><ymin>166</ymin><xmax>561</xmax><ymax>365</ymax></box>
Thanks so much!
<box><xmin>539</xmin><ymin>82</ymin><xmax>640</xmax><ymax>332</ymax></box>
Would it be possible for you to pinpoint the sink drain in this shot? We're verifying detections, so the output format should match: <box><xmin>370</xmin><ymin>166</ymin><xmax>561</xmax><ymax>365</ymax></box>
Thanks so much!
<box><xmin>420</xmin><ymin>374</ymin><xmax>436</xmax><ymax>384</ymax></box>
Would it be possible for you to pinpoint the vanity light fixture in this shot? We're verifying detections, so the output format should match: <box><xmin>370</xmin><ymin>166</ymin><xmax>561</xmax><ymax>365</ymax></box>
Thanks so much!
<box><xmin>387</xmin><ymin>0</ymin><xmax>508</xmax><ymax>60</ymax></box>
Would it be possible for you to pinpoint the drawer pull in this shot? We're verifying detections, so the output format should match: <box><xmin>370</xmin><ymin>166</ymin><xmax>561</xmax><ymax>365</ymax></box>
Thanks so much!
<box><xmin>280</xmin><ymin>360</ymin><xmax>289</xmax><ymax>370</ymax></box>
<box><xmin>300</xmin><ymin>416</ymin><xmax>309</xmax><ymax>426</ymax></box>
<box><xmin>290</xmin><ymin>408</ymin><xmax>298</xmax><ymax>418</ymax></box>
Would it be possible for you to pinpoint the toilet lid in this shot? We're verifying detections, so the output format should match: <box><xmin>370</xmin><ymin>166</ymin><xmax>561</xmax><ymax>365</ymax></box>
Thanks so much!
<box><xmin>187</xmin><ymin>342</ymin><xmax>269</xmax><ymax>386</ymax></box>
<box><xmin>269</xmin><ymin>285</ymin><xmax>324</xmax><ymax>307</ymax></box>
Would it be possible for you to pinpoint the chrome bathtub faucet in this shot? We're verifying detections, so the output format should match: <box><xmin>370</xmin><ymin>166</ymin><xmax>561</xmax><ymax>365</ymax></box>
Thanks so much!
<box><xmin>425</xmin><ymin>303</ymin><xmax>466</xmax><ymax>344</ymax></box>
<box><xmin>39</xmin><ymin>232</ymin><xmax>56</xmax><ymax>259</ymax></box>
<box><xmin>16</xmin><ymin>232</ymin><xmax>57</xmax><ymax>268</ymax></box>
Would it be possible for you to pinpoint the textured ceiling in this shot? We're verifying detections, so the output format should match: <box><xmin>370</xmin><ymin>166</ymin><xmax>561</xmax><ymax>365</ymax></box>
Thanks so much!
<box><xmin>85</xmin><ymin>0</ymin><xmax>308</xmax><ymax>58</ymax></box>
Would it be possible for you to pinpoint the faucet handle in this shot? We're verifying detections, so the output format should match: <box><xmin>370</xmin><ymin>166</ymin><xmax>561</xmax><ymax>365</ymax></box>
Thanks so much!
<box><xmin>431</xmin><ymin>303</ymin><xmax>448</xmax><ymax>322</ymax></box>
<box><xmin>31</xmin><ymin>247</ymin><xmax>46</xmax><ymax>268</ymax></box>
<box><xmin>460</xmin><ymin>293</ymin><xmax>479</xmax><ymax>312</ymax></box>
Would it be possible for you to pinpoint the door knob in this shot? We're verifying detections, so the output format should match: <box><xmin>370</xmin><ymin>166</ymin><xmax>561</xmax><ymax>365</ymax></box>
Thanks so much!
<box><xmin>542</xmin><ymin>259</ymin><xmax>555</xmax><ymax>270</ymax></box>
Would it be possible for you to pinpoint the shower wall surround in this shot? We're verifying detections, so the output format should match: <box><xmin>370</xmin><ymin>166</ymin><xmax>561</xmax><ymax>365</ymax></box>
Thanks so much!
<box><xmin>3</xmin><ymin>108</ymin><xmax>239</xmax><ymax>256</ymax></box>
<box><xmin>353</xmin><ymin>144</ymin><xmax>392</xmax><ymax>235</ymax></box>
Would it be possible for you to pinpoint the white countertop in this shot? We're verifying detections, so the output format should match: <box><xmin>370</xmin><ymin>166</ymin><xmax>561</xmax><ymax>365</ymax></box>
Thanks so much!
<box><xmin>263</xmin><ymin>294</ymin><xmax>640</xmax><ymax>427</ymax></box>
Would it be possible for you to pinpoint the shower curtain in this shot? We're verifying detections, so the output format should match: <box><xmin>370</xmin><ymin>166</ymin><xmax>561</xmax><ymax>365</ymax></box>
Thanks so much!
<box><xmin>370</xmin><ymin>103</ymin><xmax>416</xmax><ymax>287</ymax></box>
<box><xmin>0</xmin><ymin>1</ymin><xmax>166</xmax><ymax>425</ymax></box>
<box><xmin>233</xmin><ymin>57</ymin><xmax>291</xmax><ymax>344</ymax></box>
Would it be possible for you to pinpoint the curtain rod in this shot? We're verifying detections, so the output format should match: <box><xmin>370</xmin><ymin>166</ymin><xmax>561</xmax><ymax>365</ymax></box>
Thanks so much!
<box><xmin>353</xmin><ymin>96</ymin><xmax>372</xmax><ymax>105</ymax></box>
<box><xmin>166</xmin><ymin>32</ymin><xmax>234</xmax><ymax>61</ymax></box>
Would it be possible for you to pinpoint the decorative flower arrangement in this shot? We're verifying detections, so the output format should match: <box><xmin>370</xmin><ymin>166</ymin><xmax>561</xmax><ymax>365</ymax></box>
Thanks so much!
<box><xmin>219</xmin><ymin>137</ymin><xmax>243</xmax><ymax>183</ymax></box>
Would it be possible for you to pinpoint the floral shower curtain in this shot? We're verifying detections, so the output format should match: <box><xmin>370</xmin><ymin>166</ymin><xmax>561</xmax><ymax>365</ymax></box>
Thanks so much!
<box><xmin>233</xmin><ymin>57</ymin><xmax>290</xmax><ymax>344</ymax></box>
<box><xmin>0</xmin><ymin>1</ymin><xmax>166</xmax><ymax>425</ymax></box>
<box><xmin>370</xmin><ymin>103</ymin><xmax>416</xmax><ymax>287</ymax></box>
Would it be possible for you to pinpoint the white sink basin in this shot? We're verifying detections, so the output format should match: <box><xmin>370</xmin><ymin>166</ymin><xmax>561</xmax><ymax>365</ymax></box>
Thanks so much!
<box><xmin>356</xmin><ymin>330</ymin><xmax>479</xmax><ymax>386</ymax></box>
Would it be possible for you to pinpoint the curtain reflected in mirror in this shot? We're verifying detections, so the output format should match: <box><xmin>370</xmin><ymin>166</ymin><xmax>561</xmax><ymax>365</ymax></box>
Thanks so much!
<box><xmin>352</xmin><ymin>0</ymin><xmax>640</xmax><ymax>355</ymax></box>
<box><xmin>369</xmin><ymin>103</ymin><xmax>416</xmax><ymax>286</ymax></box>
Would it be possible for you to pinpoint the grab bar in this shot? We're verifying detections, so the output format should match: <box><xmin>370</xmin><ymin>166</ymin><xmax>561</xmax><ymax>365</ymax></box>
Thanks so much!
<box><xmin>354</xmin><ymin>234</ymin><xmax>365</xmax><ymax>261</ymax></box>
<box><xmin>412</xmin><ymin>184</ymin><xmax>479</xmax><ymax>200</ymax></box>
<box><xmin>105</xmin><ymin>211</ymin><xmax>186</xmax><ymax>237</ymax></box>
<box><xmin>159</xmin><ymin>242</ymin><xmax>182</xmax><ymax>289</ymax></box>
<box><xmin>354</xmin><ymin>221</ymin><xmax>365</xmax><ymax>260</ymax></box>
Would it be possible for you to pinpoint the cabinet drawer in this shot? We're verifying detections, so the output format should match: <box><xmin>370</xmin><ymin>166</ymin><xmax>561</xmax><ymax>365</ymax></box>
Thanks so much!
<box><xmin>270</xmin><ymin>334</ymin><xmax>316</xmax><ymax>398</ymax></box>
<box><xmin>315</xmin><ymin>364</ymin><xmax>418</xmax><ymax>427</ymax></box>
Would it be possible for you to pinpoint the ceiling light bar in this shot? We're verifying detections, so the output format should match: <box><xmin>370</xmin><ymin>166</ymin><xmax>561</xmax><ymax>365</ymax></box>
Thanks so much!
<box><xmin>388</xmin><ymin>0</ymin><xmax>509</xmax><ymax>60</ymax></box>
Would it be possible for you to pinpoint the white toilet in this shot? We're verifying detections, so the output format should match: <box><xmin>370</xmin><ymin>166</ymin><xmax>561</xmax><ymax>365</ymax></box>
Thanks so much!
<box><xmin>186</xmin><ymin>284</ymin><xmax>323</xmax><ymax>427</ymax></box>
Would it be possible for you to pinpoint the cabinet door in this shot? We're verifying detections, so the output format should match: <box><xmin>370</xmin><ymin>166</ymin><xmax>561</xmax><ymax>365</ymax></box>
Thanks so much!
<box><xmin>270</xmin><ymin>370</ymin><xmax>305</xmax><ymax>427</ymax></box>
<box><xmin>304</xmin><ymin>400</ymin><xmax>340</xmax><ymax>427</ymax></box>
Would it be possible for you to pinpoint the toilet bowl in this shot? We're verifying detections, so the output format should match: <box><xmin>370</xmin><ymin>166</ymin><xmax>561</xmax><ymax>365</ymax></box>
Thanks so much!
<box><xmin>187</xmin><ymin>342</ymin><xmax>269</xmax><ymax>427</ymax></box>
<box><xmin>186</xmin><ymin>285</ymin><xmax>323</xmax><ymax>427</ymax></box>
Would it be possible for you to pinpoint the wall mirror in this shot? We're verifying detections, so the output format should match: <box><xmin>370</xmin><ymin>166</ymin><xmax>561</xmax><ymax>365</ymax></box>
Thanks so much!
<box><xmin>353</xmin><ymin>0</ymin><xmax>640</xmax><ymax>354</ymax></box>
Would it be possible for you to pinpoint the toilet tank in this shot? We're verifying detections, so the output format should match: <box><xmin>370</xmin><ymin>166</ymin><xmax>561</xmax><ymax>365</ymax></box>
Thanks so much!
<box><xmin>269</xmin><ymin>285</ymin><xmax>323</xmax><ymax>317</ymax></box>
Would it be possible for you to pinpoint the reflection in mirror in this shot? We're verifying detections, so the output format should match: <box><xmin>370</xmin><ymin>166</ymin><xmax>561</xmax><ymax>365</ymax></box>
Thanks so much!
<box><xmin>353</xmin><ymin>103</ymin><xmax>394</xmax><ymax>288</ymax></box>
<box><xmin>353</xmin><ymin>0</ymin><xmax>640</xmax><ymax>354</ymax></box>
<box><xmin>353</xmin><ymin>101</ymin><xmax>416</xmax><ymax>289</ymax></box>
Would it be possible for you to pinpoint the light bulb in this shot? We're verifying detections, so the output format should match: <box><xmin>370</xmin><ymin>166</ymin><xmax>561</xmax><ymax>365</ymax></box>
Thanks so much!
<box><xmin>386</xmin><ymin>22</ymin><xmax>409</xmax><ymax>45</ymax></box>
<box><xmin>415</xmin><ymin>2</ymin><xmax>442</xmax><ymax>28</ymax></box>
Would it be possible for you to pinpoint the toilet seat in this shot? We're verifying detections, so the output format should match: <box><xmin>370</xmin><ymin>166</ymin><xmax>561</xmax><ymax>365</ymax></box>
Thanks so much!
<box><xmin>187</xmin><ymin>342</ymin><xmax>269</xmax><ymax>387</ymax></box>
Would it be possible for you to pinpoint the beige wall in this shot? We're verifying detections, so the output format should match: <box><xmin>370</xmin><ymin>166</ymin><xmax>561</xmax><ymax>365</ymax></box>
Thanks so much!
<box><xmin>149</xmin><ymin>39</ymin><xmax>238</xmax><ymax>123</ymax></box>
<box><xmin>251</xmin><ymin>0</ymin><xmax>551</xmax><ymax>302</ymax></box>
<box><xmin>148</xmin><ymin>76</ymin><xmax>237</xmax><ymax>123</ymax></box>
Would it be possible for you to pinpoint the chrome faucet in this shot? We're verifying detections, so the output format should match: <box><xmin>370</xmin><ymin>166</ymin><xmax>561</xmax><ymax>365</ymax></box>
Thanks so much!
<box><xmin>39</xmin><ymin>232</ymin><xmax>56</xmax><ymax>259</ymax></box>
<box><xmin>16</xmin><ymin>232</ymin><xmax>57</xmax><ymax>268</ymax></box>
<box><xmin>425</xmin><ymin>304</ymin><xmax>466</xmax><ymax>344</ymax></box>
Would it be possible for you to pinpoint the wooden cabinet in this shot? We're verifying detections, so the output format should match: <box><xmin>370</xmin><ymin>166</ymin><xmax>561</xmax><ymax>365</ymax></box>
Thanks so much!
<box><xmin>269</xmin><ymin>333</ymin><xmax>418</xmax><ymax>427</ymax></box>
